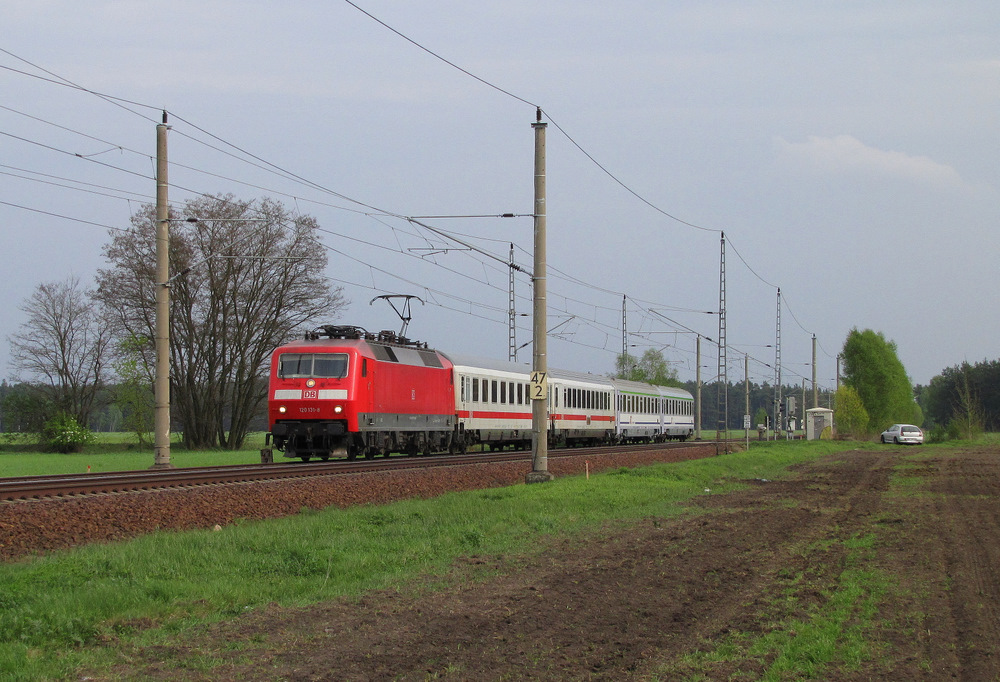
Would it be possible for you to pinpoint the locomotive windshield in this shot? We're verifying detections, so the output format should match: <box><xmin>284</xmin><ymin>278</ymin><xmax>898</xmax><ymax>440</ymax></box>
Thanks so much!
<box><xmin>278</xmin><ymin>353</ymin><xmax>349</xmax><ymax>379</ymax></box>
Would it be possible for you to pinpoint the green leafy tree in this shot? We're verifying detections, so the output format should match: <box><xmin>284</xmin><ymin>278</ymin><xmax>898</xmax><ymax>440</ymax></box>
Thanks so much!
<box><xmin>950</xmin><ymin>363</ymin><xmax>985</xmax><ymax>439</ymax></box>
<box><xmin>753</xmin><ymin>407</ymin><xmax>769</xmax><ymax>428</ymax></box>
<box><xmin>921</xmin><ymin>359</ymin><xmax>1000</xmax><ymax>431</ymax></box>
<box><xmin>112</xmin><ymin>333</ymin><xmax>154</xmax><ymax>447</ymax></box>
<box><xmin>614</xmin><ymin>348</ymin><xmax>682</xmax><ymax>387</ymax></box>
<box><xmin>841</xmin><ymin>328</ymin><xmax>920</xmax><ymax>432</ymax></box>
<box><xmin>834</xmin><ymin>384</ymin><xmax>870</xmax><ymax>438</ymax></box>
<box><xmin>0</xmin><ymin>382</ymin><xmax>52</xmax><ymax>442</ymax></box>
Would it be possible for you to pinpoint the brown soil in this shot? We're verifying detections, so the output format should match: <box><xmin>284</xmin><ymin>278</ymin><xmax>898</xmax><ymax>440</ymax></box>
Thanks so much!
<box><xmin>0</xmin><ymin>446</ymin><xmax>711</xmax><ymax>562</ymax></box>
<box><xmin>103</xmin><ymin>446</ymin><xmax>1000</xmax><ymax>679</ymax></box>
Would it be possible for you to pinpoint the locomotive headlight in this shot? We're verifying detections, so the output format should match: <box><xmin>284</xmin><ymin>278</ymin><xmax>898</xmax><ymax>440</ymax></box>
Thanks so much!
<box><xmin>305</xmin><ymin>379</ymin><xmax>316</xmax><ymax>388</ymax></box>
<box><xmin>278</xmin><ymin>405</ymin><xmax>287</xmax><ymax>414</ymax></box>
<box><xmin>334</xmin><ymin>405</ymin><xmax>343</xmax><ymax>414</ymax></box>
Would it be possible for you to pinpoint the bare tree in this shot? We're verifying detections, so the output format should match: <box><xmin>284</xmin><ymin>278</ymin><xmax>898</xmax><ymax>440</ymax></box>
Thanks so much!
<box><xmin>8</xmin><ymin>277</ymin><xmax>112</xmax><ymax>427</ymax></box>
<box><xmin>96</xmin><ymin>194</ymin><xmax>347</xmax><ymax>449</ymax></box>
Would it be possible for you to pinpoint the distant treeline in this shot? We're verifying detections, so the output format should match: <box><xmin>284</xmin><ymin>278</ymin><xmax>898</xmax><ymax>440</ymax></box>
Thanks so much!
<box><xmin>917</xmin><ymin>359</ymin><xmax>1000</xmax><ymax>431</ymax></box>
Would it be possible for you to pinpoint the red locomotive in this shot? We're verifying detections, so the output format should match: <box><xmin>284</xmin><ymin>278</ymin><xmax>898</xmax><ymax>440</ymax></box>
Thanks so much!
<box><xmin>266</xmin><ymin>325</ymin><xmax>456</xmax><ymax>460</ymax></box>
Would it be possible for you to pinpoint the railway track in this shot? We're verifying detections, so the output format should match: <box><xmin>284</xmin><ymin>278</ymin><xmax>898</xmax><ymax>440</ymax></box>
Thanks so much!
<box><xmin>0</xmin><ymin>441</ymin><xmax>718</xmax><ymax>502</ymax></box>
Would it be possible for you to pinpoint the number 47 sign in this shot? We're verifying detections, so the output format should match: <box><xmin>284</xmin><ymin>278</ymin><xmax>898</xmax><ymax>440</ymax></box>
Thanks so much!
<box><xmin>529</xmin><ymin>371</ymin><xmax>548</xmax><ymax>400</ymax></box>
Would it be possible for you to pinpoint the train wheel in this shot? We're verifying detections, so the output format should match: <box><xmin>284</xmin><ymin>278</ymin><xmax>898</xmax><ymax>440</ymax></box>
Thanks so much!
<box><xmin>299</xmin><ymin>456</ymin><xmax>311</xmax><ymax>462</ymax></box>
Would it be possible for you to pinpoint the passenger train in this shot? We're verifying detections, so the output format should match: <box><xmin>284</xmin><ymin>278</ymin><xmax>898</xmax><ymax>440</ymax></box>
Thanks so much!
<box><xmin>266</xmin><ymin>325</ymin><xmax>694</xmax><ymax>461</ymax></box>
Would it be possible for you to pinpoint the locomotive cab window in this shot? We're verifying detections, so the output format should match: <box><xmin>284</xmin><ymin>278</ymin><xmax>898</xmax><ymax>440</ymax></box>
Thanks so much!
<box><xmin>278</xmin><ymin>353</ymin><xmax>349</xmax><ymax>379</ymax></box>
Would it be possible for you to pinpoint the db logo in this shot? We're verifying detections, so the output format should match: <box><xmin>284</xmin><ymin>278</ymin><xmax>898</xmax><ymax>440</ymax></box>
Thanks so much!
<box><xmin>304</xmin><ymin>390</ymin><xmax>318</xmax><ymax>399</ymax></box>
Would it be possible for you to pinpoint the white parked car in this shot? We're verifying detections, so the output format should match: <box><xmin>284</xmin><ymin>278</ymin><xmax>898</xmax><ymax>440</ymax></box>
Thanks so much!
<box><xmin>880</xmin><ymin>424</ymin><xmax>924</xmax><ymax>445</ymax></box>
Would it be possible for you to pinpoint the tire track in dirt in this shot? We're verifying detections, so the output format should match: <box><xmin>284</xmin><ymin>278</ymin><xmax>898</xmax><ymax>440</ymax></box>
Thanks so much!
<box><xmin>927</xmin><ymin>452</ymin><xmax>1000</xmax><ymax>681</ymax></box>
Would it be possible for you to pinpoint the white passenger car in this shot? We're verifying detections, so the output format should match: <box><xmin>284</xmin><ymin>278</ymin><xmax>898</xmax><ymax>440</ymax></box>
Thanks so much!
<box><xmin>880</xmin><ymin>424</ymin><xmax>924</xmax><ymax>445</ymax></box>
<box><xmin>447</xmin><ymin>354</ymin><xmax>694</xmax><ymax>450</ymax></box>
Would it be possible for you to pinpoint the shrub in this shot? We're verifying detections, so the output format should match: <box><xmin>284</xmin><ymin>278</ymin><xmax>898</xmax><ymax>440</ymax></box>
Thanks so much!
<box><xmin>41</xmin><ymin>413</ymin><xmax>95</xmax><ymax>453</ymax></box>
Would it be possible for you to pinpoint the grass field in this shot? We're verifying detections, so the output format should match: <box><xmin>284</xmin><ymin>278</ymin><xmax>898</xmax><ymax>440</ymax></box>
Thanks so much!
<box><xmin>0</xmin><ymin>439</ymin><xmax>860</xmax><ymax>680</ymax></box>
<box><xmin>0</xmin><ymin>433</ymin><xmax>271</xmax><ymax>477</ymax></box>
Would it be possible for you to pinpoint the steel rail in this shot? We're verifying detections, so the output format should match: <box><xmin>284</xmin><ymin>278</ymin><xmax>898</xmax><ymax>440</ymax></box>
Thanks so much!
<box><xmin>0</xmin><ymin>441</ymin><xmax>714</xmax><ymax>502</ymax></box>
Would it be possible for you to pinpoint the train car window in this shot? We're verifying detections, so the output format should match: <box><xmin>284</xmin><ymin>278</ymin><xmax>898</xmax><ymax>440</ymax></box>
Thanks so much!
<box><xmin>278</xmin><ymin>353</ymin><xmax>310</xmax><ymax>377</ymax></box>
<box><xmin>311</xmin><ymin>354</ymin><xmax>347</xmax><ymax>378</ymax></box>
<box><xmin>517</xmin><ymin>382</ymin><xmax>523</xmax><ymax>405</ymax></box>
<box><xmin>491</xmin><ymin>380</ymin><xmax>498</xmax><ymax>404</ymax></box>
<box><xmin>500</xmin><ymin>381</ymin><xmax>507</xmax><ymax>404</ymax></box>
<box><xmin>278</xmin><ymin>353</ymin><xmax>349</xmax><ymax>378</ymax></box>
<box><xmin>472</xmin><ymin>378</ymin><xmax>480</xmax><ymax>402</ymax></box>
<box><xmin>361</xmin><ymin>358</ymin><xmax>368</xmax><ymax>378</ymax></box>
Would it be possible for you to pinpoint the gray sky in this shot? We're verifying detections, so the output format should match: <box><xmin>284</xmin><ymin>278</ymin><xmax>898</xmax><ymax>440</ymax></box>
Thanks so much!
<box><xmin>2</xmin><ymin>1</ymin><xmax>998</xmax><ymax>391</ymax></box>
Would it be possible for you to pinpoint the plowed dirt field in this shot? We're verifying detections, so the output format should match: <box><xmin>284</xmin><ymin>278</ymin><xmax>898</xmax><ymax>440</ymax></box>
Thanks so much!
<box><xmin>117</xmin><ymin>446</ymin><xmax>1000</xmax><ymax>680</ymax></box>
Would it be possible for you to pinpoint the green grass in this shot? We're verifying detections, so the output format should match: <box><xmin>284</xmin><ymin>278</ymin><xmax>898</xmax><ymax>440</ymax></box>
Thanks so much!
<box><xmin>0</xmin><ymin>433</ymin><xmax>271</xmax><ymax>476</ymax></box>
<box><xmin>0</xmin><ymin>439</ymin><xmax>859</xmax><ymax>680</ymax></box>
<box><xmin>658</xmin><ymin>531</ymin><xmax>889</xmax><ymax>681</ymax></box>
